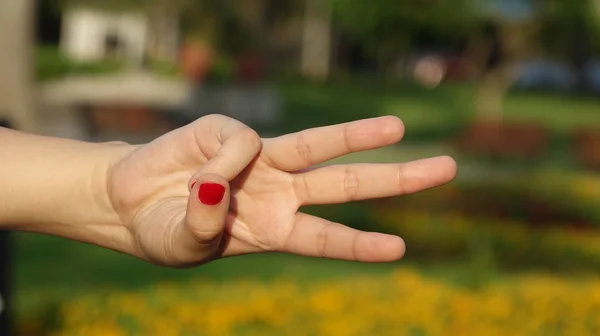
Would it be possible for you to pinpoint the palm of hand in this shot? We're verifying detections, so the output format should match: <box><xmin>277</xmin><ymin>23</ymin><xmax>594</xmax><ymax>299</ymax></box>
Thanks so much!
<box><xmin>108</xmin><ymin>115</ymin><xmax>456</xmax><ymax>267</ymax></box>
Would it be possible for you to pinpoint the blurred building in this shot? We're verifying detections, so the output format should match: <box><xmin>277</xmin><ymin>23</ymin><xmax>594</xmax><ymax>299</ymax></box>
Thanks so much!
<box><xmin>59</xmin><ymin>5</ymin><xmax>179</xmax><ymax>65</ymax></box>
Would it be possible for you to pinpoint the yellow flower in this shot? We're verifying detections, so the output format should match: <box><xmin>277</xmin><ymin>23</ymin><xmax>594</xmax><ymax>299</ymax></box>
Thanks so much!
<box><xmin>37</xmin><ymin>267</ymin><xmax>600</xmax><ymax>336</ymax></box>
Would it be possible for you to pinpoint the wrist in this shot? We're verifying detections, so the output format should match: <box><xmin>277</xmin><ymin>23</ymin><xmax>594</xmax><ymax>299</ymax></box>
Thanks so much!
<box><xmin>53</xmin><ymin>141</ymin><xmax>139</xmax><ymax>254</ymax></box>
<box><xmin>81</xmin><ymin>142</ymin><xmax>140</xmax><ymax>254</ymax></box>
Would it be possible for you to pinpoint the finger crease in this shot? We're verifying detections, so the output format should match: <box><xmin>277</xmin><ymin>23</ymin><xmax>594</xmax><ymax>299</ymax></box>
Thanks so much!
<box><xmin>163</xmin><ymin>215</ymin><xmax>184</xmax><ymax>262</ymax></box>
<box><xmin>351</xmin><ymin>231</ymin><xmax>359</xmax><ymax>261</ymax></box>
<box><xmin>342</xmin><ymin>124</ymin><xmax>353</xmax><ymax>153</ymax></box>
<box><xmin>188</xmin><ymin>227</ymin><xmax>222</xmax><ymax>246</ymax></box>
<box><xmin>296</xmin><ymin>132</ymin><xmax>314</xmax><ymax>166</ymax></box>
<box><xmin>343</xmin><ymin>166</ymin><xmax>360</xmax><ymax>201</ymax></box>
<box><xmin>292</xmin><ymin>174</ymin><xmax>311</xmax><ymax>206</ymax></box>
<box><xmin>396</xmin><ymin>165</ymin><xmax>408</xmax><ymax>195</ymax></box>
<box><xmin>316</xmin><ymin>222</ymin><xmax>332</xmax><ymax>258</ymax></box>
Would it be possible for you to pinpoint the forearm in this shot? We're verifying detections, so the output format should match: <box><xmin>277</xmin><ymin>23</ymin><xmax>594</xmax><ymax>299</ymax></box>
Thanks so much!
<box><xmin>0</xmin><ymin>128</ymin><xmax>134</xmax><ymax>252</ymax></box>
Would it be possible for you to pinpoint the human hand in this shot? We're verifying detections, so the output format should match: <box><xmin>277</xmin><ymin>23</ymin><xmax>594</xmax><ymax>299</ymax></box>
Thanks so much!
<box><xmin>107</xmin><ymin>115</ymin><xmax>456</xmax><ymax>267</ymax></box>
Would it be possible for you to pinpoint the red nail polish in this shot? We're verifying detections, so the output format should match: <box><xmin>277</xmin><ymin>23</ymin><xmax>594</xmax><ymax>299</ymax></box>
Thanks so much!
<box><xmin>190</xmin><ymin>181</ymin><xmax>197</xmax><ymax>189</ymax></box>
<box><xmin>198</xmin><ymin>183</ymin><xmax>225</xmax><ymax>205</ymax></box>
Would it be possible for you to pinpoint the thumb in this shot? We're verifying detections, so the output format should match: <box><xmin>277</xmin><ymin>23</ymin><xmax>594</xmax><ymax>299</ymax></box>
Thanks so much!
<box><xmin>170</xmin><ymin>173</ymin><xmax>230</xmax><ymax>265</ymax></box>
<box><xmin>186</xmin><ymin>173</ymin><xmax>229</xmax><ymax>245</ymax></box>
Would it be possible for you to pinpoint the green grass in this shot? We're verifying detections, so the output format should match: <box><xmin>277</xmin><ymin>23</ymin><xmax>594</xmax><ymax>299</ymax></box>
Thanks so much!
<box><xmin>504</xmin><ymin>92</ymin><xmax>600</xmax><ymax>133</ymax></box>
<box><xmin>269</xmin><ymin>81</ymin><xmax>600</xmax><ymax>138</ymax></box>
<box><xmin>13</xmin><ymin>234</ymin><xmax>402</xmax><ymax>317</ymax></box>
<box><xmin>270</xmin><ymin>82</ymin><xmax>471</xmax><ymax>140</ymax></box>
<box><xmin>13</xmin><ymin>233</ymin><xmax>513</xmax><ymax>319</ymax></box>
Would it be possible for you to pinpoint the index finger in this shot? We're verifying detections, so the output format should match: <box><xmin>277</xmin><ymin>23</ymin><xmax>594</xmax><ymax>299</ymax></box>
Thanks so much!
<box><xmin>262</xmin><ymin>116</ymin><xmax>405</xmax><ymax>172</ymax></box>
<box><xmin>192</xmin><ymin>115</ymin><xmax>262</xmax><ymax>181</ymax></box>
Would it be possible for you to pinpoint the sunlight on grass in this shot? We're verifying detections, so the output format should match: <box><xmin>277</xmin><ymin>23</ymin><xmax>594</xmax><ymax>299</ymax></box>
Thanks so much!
<box><xmin>503</xmin><ymin>94</ymin><xmax>600</xmax><ymax>132</ymax></box>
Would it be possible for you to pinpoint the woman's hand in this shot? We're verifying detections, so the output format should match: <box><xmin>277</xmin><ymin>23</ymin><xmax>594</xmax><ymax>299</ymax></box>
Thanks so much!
<box><xmin>108</xmin><ymin>115</ymin><xmax>457</xmax><ymax>267</ymax></box>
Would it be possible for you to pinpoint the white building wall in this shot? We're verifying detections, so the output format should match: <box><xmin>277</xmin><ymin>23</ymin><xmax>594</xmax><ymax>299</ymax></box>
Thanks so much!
<box><xmin>114</xmin><ymin>12</ymin><xmax>148</xmax><ymax>64</ymax></box>
<box><xmin>60</xmin><ymin>8</ymin><xmax>148</xmax><ymax>64</ymax></box>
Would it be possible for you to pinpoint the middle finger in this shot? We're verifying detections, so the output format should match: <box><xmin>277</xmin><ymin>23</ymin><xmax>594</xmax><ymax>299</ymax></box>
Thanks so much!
<box><xmin>293</xmin><ymin>156</ymin><xmax>457</xmax><ymax>206</ymax></box>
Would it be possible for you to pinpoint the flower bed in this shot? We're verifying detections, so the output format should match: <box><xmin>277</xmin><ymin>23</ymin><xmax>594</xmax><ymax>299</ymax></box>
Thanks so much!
<box><xmin>39</xmin><ymin>269</ymin><xmax>600</xmax><ymax>336</ymax></box>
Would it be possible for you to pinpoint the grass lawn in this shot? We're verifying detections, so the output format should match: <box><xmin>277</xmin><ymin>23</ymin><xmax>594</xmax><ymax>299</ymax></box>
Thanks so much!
<box><xmin>275</xmin><ymin>81</ymin><xmax>600</xmax><ymax>137</ymax></box>
<box><xmin>12</xmin><ymin>235</ymin><xmax>392</xmax><ymax>313</ymax></box>
<box><xmin>13</xmin><ymin>233</ymin><xmax>515</xmax><ymax>319</ymax></box>
<box><xmin>12</xmin><ymin>81</ymin><xmax>600</xmax><ymax>320</ymax></box>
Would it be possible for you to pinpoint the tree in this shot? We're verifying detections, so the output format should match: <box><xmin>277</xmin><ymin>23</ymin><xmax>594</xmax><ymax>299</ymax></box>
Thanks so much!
<box><xmin>332</xmin><ymin>0</ymin><xmax>482</xmax><ymax>72</ymax></box>
<box><xmin>0</xmin><ymin>0</ymin><xmax>38</xmax><ymax>132</ymax></box>
<box><xmin>468</xmin><ymin>17</ymin><xmax>536</xmax><ymax>119</ymax></box>
<box><xmin>333</xmin><ymin>0</ymin><xmax>529</xmax><ymax>119</ymax></box>
<box><xmin>301</xmin><ymin>0</ymin><xmax>333</xmax><ymax>80</ymax></box>
<box><xmin>470</xmin><ymin>0</ymin><xmax>600</xmax><ymax>119</ymax></box>
<box><xmin>0</xmin><ymin>2</ymin><xmax>37</xmax><ymax>334</ymax></box>
<box><xmin>58</xmin><ymin>0</ymin><xmax>153</xmax><ymax>11</ymax></box>
<box><xmin>146</xmin><ymin>0</ymin><xmax>186</xmax><ymax>62</ymax></box>
<box><xmin>538</xmin><ymin>0</ymin><xmax>600</xmax><ymax>94</ymax></box>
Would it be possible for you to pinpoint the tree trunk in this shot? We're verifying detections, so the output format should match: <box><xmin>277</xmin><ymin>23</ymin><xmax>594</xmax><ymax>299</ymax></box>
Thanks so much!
<box><xmin>0</xmin><ymin>2</ymin><xmax>36</xmax><ymax>333</ymax></box>
<box><xmin>300</xmin><ymin>0</ymin><xmax>332</xmax><ymax>81</ymax></box>
<box><xmin>471</xmin><ymin>21</ymin><xmax>529</xmax><ymax>121</ymax></box>
<box><xmin>569</xmin><ymin>18</ymin><xmax>591</xmax><ymax>95</ymax></box>
<box><xmin>474</xmin><ymin>63</ymin><xmax>517</xmax><ymax>121</ymax></box>
<box><xmin>235</xmin><ymin>0</ymin><xmax>269</xmax><ymax>40</ymax></box>
<box><xmin>0</xmin><ymin>0</ymin><xmax>38</xmax><ymax>133</ymax></box>
<box><xmin>457</xmin><ymin>20</ymin><xmax>549</xmax><ymax>159</ymax></box>
<box><xmin>146</xmin><ymin>0</ymin><xmax>181</xmax><ymax>63</ymax></box>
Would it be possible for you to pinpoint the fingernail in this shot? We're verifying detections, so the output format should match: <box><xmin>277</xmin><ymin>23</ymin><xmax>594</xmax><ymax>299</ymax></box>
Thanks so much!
<box><xmin>198</xmin><ymin>183</ymin><xmax>225</xmax><ymax>206</ymax></box>
<box><xmin>190</xmin><ymin>180</ymin><xmax>197</xmax><ymax>189</ymax></box>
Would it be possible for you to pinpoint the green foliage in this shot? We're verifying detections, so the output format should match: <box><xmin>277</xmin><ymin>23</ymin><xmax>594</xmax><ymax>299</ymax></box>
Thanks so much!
<box><xmin>36</xmin><ymin>45</ymin><xmax>123</xmax><ymax>81</ymax></box>
<box><xmin>537</xmin><ymin>0</ymin><xmax>600</xmax><ymax>57</ymax></box>
<box><xmin>206</xmin><ymin>55</ymin><xmax>236</xmax><ymax>83</ymax></box>
<box><xmin>146</xmin><ymin>59</ymin><xmax>181</xmax><ymax>78</ymax></box>
<box><xmin>375</xmin><ymin>207</ymin><xmax>600</xmax><ymax>273</ymax></box>
<box><xmin>178</xmin><ymin>0</ymin><xmax>252</xmax><ymax>54</ymax></box>
<box><xmin>56</xmin><ymin>0</ymin><xmax>155</xmax><ymax>11</ymax></box>
<box><xmin>332</xmin><ymin>0</ymin><xmax>482</xmax><ymax>64</ymax></box>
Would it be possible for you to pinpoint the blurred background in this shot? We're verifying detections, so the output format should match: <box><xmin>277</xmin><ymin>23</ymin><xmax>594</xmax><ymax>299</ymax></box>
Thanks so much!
<box><xmin>2</xmin><ymin>0</ymin><xmax>600</xmax><ymax>335</ymax></box>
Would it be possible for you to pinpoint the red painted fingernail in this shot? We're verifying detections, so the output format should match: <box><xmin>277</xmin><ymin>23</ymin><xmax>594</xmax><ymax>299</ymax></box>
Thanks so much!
<box><xmin>198</xmin><ymin>183</ymin><xmax>225</xmax><ymax>206</ymax></box>
<box><xmin>190</xmin><ymin>180</ymin><xmax>197</xmax><ymax>189</ymax></box>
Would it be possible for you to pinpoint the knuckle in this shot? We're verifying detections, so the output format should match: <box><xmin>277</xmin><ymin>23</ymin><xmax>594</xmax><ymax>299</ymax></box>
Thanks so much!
<box><xmin>296</xmin><ymin>132</ymin><xmax>314</xmax><ymax>166</ymax></box>
<box><xmin>239</xmin><ymin>127</ymin><xmax>262</xmax><ymax>149</ymax></box>
<box><xmin>396</xmin><ymin>165</ymin><xmax>408</xmax><ymax>194</ymax></box>
<box><xmin>343</xmin><ymin>166</ymin><xmax>360</xmax><ymax>201</ymax></box>
<box><xmin>200</xmin><ymin>114</ymin><xmax>225</xmax><ymax>123</ymax></box>
<box><xmin>188</xmin><ymin>226</ymin><xmax>222</xmax><ymax>245</ymax></box>
<box><xmin>342</xmin><ymin>123</ymin><xmax>353</xmax><ymax>151</ymax></box>
<box><xmin>185</xmin><ymin>218</ymin><xmax>222</xmax><ymax>245</ymax></box>
<box><xmin>316</xmin><ymin>223</ymin><xmax>332</xmax><ymax>258</ymax></box>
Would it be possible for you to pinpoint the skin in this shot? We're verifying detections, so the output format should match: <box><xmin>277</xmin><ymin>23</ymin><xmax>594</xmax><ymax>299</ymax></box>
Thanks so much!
<box><xmin>0</xmin><ymin>114</ymin><xmax>456</xmax><ymax>268</ymax></box>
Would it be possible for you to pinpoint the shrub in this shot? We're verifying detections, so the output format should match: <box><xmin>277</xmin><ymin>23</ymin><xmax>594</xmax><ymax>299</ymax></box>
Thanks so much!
<box><xmin>374</xmin><ymin>209</ymin><xmax>600</xmax><ymax>272</ymax></box>
<box><xmin>36</xmin><ymin>45</ymin><xmax>123</xmax><ymax>81</ymax></box>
